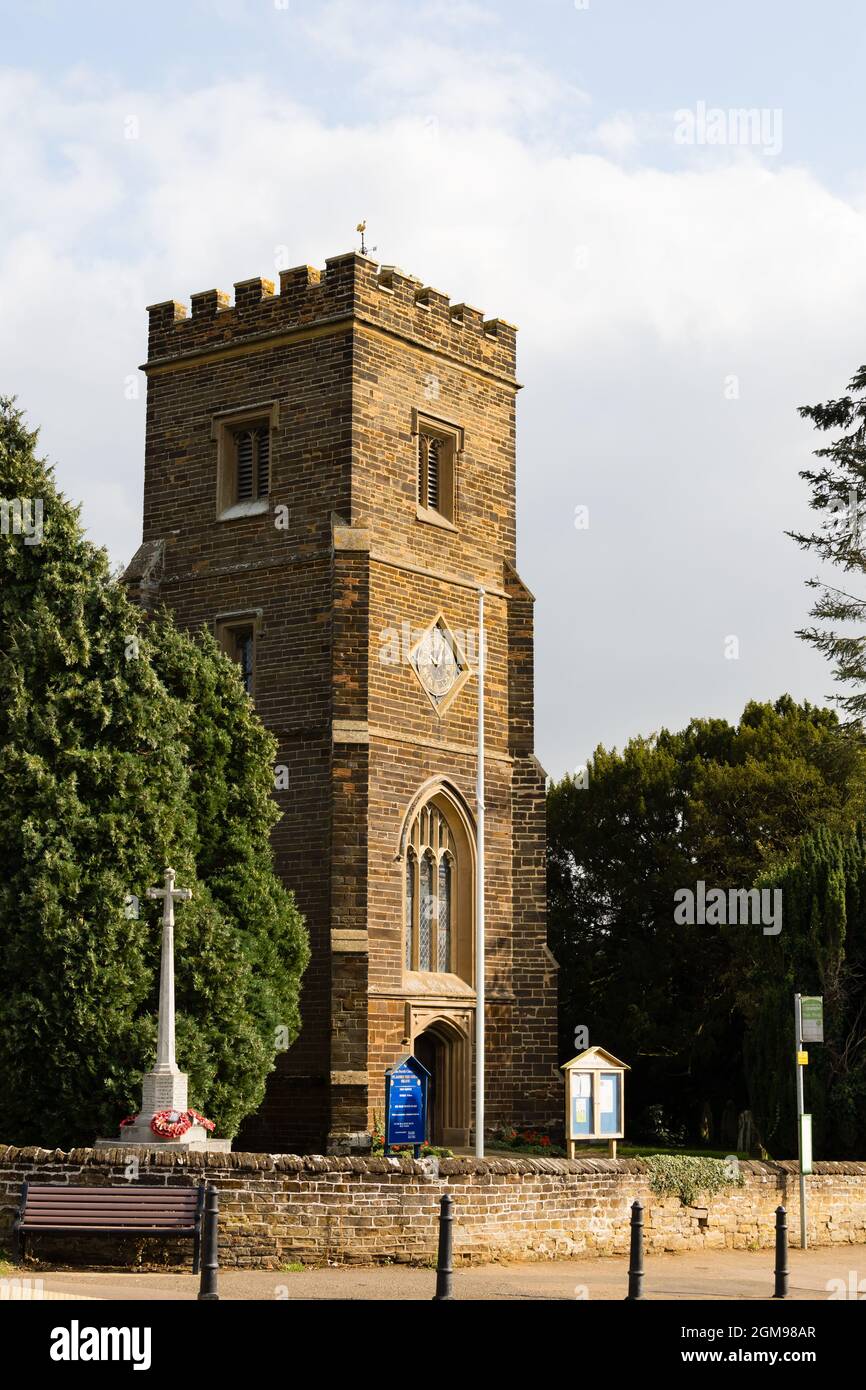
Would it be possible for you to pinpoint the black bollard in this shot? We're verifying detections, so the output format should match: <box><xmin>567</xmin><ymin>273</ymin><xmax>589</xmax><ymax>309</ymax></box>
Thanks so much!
<box><xmin>197</xmin><ymin>1185</ymin><xmax>220</xmax><ymax>1301</ymax></box>
<box><xmin>773</xmin><ymin>1205</ymin><xmax>789</xmax><ymax>1299</ymax></box>
<box><xmin>432</xmin><ymin>1193</ymin><xmax>455</xmax><ymax>1301</ymax></box>
<box><xmin>625</xmin><ymin>1200</ymin><xmax>645</xmax><ymax>1301</ymax></box>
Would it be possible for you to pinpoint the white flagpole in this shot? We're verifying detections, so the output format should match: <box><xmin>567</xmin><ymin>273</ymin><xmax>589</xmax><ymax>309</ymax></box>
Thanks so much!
<box><xmin>475</xmin><ymin>587</ymin><xmax>486</xmax><ymax>1158</ymax></box>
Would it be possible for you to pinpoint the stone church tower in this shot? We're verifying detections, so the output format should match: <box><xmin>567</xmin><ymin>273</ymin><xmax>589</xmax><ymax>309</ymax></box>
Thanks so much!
<box><xmin>124</xmin><ymin>251</ymin><xmax>559</xmax><ymax>1153</ymax></box>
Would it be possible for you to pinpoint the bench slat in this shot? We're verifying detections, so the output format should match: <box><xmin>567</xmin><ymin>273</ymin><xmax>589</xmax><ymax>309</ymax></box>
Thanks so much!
<box><xmin>27</xmin><ymin>1187</ymin><xmax>197</xmax><ymax>1199</ymax></box>
<box><xmin>21</xmin><ymin>1212</ymin><xmax>196</xmax><ymax>1221</ymax></box>
<box><xmin>25</xmin><ymin>1199</ymin><xmax>197</xmax><ymax>1208</ymax></box>
<box><xmin>20</xmin><ymin>1217</ymin><xmax>198</xmax><ymax>1228</ymax></box>
<box><xmin>24</xmin><ymin>1209</ymin><xmax>196</xmax><ymax>1218</ymax></box>
<box><xmin>26</xmin><ymin>1196</ymin><xmax>196</xmax><ymax>1202</ymax></box>
<box><xmin>20</xmin><ymin>1223</ymin><xmax>197</xmax><ymax>1233</ymax></box>
<box><xmin>25</xmin><ymin>1196</ymin><xmax>197</xmax><ymax>1206</ymax></box>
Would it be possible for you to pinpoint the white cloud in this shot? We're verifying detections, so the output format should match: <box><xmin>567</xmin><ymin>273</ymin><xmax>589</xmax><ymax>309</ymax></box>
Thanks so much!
<box><xmin>1</xmin><ymin>59</ymin><xmax>861</xmax><ymax>770</ymax></box>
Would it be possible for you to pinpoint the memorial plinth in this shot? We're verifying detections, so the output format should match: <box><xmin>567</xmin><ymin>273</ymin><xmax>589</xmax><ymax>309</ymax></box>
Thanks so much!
<box><xmin>95</xmin><ymin>867</ymin><xmax>230</xmax><ymax>1154</ymax></box>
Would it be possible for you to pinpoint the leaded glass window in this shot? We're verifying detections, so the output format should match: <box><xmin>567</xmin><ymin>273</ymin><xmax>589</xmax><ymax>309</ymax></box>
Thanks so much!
<box><xmin>404</xmin><ymin>801</ymin><xmax>458</xmax><ymax>975</ymax></box>
<box><xmin>405</xmin><ymin>851</ymin><xmax>415</xmax><ymax>969</ymax></box>
<box><xmin>437</xmin><ymin>855</ymin><xmax>452</xmax><ymax>971</ymax></box>
<box><xmin>419</xmin><ymin>853</ymin><xmax>434</xmax><ymax>971</ymax></box>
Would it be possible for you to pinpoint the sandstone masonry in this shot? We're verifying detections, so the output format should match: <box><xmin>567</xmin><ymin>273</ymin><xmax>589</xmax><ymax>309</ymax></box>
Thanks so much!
<box><xmin>124</xmin><ymin>251</ymin><xmax>560</xmax><ymax>1152</ymax></box>
<box><xmin>2</xmin><ymin>1147</ymin><xmax>865</xmax><ymax>1269</ymax></box>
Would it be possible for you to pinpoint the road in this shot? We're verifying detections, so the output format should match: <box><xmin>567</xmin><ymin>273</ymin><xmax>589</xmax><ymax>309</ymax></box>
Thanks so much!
<box><xmin>6</xmin><ymin>1246</ymin><xmax>862</xmax><ymax>1300</ymax></box>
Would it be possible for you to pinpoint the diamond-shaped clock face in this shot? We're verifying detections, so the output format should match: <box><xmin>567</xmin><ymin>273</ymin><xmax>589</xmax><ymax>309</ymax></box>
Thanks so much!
<box><xmin>409</xmin><ymin>615</ymin><xmax>470</xmax><ymax>713</ymax></box>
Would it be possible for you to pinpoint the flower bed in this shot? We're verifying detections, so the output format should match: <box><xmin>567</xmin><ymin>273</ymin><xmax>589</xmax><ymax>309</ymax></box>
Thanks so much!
<box><xmin>369</xmin><ymin>1128</ymin><xmax>452</xmax><ymax>1159</ymax></box>
<box><xmin>487</xmin><ymin>1125</ymin><xmax>566</xmax><ymax>1157</ymax></box>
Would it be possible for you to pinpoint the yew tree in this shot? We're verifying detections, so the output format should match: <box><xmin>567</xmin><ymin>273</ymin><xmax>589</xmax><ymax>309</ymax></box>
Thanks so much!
<box><xmin>791</xmin><ymin>362</ymin><xmax>866</xmax><ymax>718</ymax></box>
<box><xmin>0</xmin><ymin>399</ymin><xmax>308</xmax><ymax>1146</ymax></box>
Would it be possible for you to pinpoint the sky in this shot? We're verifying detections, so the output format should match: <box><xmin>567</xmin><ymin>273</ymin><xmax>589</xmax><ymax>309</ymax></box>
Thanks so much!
<box><xmin>2</xmin><ymin>0</ymin><xmax>865</xmax><ymax>777</ymax></box>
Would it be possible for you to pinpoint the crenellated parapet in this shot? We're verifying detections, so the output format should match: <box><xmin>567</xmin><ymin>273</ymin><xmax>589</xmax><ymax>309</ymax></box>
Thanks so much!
<box><xmin>145</xmin><ymin>251</ymin><xmax>517</xmax><ymax>380</ymax></box>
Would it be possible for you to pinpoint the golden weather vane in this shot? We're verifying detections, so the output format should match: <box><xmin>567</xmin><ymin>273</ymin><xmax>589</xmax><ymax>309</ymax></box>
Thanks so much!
<box><xmin>356</xmin><ymin>221</ymin><xmax>377</xmax><ymax>257</ymax></box>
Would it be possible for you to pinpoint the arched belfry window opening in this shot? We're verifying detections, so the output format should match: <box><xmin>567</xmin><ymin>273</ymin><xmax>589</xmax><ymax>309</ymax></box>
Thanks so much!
<box><xmin>403</xmin><ymin>795</ymin><xmax>471</xmax><ymax>979</ymax></box>
<box><xmin>415</xmin><ymin>423</ymin><xmax>457</xmax><ymax>524</ymax></box>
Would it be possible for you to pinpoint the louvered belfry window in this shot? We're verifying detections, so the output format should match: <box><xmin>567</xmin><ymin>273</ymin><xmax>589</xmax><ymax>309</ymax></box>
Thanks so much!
<box><xmin>233</xmin><ymin>424</ymin><xmax>270</xmax><ymax>502</ymax></box>
<box><xmin>404</xmin><ymin>801</ymin><xmax>456</xmax><ymax>974</ymax></box>
<box><xmin>418</xmin><ymin>433</ymin><xmax>442</xmax><ymax>512</ymax></box>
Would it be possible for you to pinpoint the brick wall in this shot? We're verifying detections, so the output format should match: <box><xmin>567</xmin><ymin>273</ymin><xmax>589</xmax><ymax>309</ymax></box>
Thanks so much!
<box><xmin>2</xmin><ymin>1147</ymin><xmax>864</xmax><ymax>1270</ymax></box>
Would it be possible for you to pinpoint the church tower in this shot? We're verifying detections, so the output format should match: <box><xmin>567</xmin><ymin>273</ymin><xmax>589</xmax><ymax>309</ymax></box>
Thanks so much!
<box><xmin>125</xmin><ymin>251</ymin><xmax>559</xmax><ymax>1152</ymax></box>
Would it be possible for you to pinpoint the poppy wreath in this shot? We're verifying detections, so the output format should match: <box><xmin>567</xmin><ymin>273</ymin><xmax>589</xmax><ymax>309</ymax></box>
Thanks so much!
<box><xmin>150</xmin><ymin>1109</ymin><xmax>216</xmax><ymax>1139</ymax></box>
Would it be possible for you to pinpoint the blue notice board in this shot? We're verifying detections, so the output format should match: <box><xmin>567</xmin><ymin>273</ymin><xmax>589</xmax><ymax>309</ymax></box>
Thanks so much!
<box><xmin>384</xmin><ymin>1054</ymin><xmax>430</xmax><ymax>1153</ymax></box>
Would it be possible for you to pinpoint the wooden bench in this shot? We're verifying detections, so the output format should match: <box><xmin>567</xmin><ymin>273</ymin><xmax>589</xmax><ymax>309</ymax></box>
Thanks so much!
<box><xmin>13</xmin><ymin>1182</ymin><xmax>206</xmax><ymax>1272</ymax></box>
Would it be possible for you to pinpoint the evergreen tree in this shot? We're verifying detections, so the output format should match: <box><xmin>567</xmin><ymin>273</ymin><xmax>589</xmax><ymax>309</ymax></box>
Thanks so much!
<box><xmin>548</xmin><ymin>697</ymin><xmax>866</xmax><ymax>1143</ymax></box>
<box><xmin>744</xmin><ymin>826</ymin><xmax>866</xmax><ymax>1157</ymax></box>
<box><xmin>0</xmin><ymin>399</ymin><xmax>308</xmax><ymax>1146</ymax></box>
<box><xmin>790</xmin><ymin>363</ymin><xmax>866</xmax><ymax>718</ymax></box>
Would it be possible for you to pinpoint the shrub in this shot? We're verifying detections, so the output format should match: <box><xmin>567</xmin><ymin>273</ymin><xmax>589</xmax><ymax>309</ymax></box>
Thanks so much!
<box><xmin>643</xmin><ymin>1154</ymin><xmax>743</xmax><ymax>1206</ymax></box>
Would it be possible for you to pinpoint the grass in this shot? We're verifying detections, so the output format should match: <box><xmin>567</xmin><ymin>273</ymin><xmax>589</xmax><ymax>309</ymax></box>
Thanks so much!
<box><xmin>278</xmin><ymin>1261</ymin><xmax>305</xmax><ymax>1273</ymax></box>
<box><xmin>614</xmin><ymin>1145</ymin><xmax>750</xmax><ymax>1160</ymax></box>
<box><xmin>486</xmin><ymin>1144</ymin><xmax>751</xmax><ymax>1160</ymax></box>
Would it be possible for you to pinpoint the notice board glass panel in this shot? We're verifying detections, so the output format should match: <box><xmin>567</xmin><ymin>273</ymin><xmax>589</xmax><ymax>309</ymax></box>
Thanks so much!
<box><xmin>599</xmin><ymin>1072</ymin><xmax>620</xmax><ymax>1135</ymax></box>
<box><xmin>570</xmin><ymin>1075</ymin><xmax>594</xmax><ymax>1136</ymax></box>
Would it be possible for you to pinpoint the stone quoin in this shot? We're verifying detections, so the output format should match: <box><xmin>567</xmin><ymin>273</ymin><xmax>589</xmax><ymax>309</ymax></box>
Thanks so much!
<box><xmin>123</xmin><ymin>251</ymin><xmax>561</xmax><ymax>1153</ymax></box>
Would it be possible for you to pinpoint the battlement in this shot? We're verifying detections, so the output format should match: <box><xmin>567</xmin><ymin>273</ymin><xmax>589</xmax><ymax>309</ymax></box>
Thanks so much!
<box><xmin>145</xmin><ymin>251</ymin><xmax>517</xmax><ymax>380</ymax></box>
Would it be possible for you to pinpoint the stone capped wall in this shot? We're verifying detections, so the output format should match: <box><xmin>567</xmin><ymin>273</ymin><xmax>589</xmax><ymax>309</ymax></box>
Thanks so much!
<box><xmin>1</xmin><ymin>1146</ymin><xmax>864</xmax><ymax>1270</ymax></box>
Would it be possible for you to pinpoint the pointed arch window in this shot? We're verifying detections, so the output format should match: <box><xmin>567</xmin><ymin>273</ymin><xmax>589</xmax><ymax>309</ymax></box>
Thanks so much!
<box><xmin>403</xmin><ymin>798</ymin><xmax>466</xmax><ymax>977</ymax></box>
<box><xmin>419</xmin><ymin>853</ymin><xmax>434</xmax><ymax>971</ymax></box>
<box><xmin>405</xmin><ymin>850</ymin><xmax>416</xmax><ymax>970</ymax></box>
<box><xmin>437</xmin><ymin>855</ymin><xmax>452</xmax><ymax>971</ymax></box>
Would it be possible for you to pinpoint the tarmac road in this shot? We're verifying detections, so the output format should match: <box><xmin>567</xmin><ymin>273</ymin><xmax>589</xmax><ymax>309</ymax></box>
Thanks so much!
<box><xmin>7</xmin><ymin>1246</ymin><xmax>862</xmax><ymax>1300</ymax></box>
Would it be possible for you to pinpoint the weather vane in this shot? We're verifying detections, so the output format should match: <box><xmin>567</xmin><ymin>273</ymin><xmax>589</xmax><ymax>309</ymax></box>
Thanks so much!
<box><xmin>356</xmin><ymin>221</ymin><xmax>377</xmax><ymax>257</ymax></box>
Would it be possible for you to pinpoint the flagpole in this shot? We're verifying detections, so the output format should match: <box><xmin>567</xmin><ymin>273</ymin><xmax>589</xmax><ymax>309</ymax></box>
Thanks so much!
<box><xmin>475</xmin><ymin>587</ymin><xmax>485</xmax><ymax>1158</ymax></box>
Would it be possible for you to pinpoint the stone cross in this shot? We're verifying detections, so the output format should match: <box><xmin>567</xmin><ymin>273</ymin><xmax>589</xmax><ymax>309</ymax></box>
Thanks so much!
<box><xmin>96</xmin><ymin>862</ymin><xmax>227</xmax><ymax>1149</ymax></box>
<box><xmin>141</xmin><ymin>866</ymin><xmax>192</xmax><ymax>1112</ymax></box>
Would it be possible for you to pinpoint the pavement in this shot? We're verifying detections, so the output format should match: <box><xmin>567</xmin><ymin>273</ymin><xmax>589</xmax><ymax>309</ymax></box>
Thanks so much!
<box><xmin>5</xmin><ymin>1247</ymin><xmax>862</xmax><ymax>1300</ymax></box>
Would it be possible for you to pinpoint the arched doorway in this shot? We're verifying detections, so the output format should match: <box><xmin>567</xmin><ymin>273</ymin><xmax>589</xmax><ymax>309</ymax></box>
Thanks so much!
<box><xmin>413</xmin><ymin>1031</ymin><xmax>440</xmax><ymax>1142</ymax></box>
<box><xmin>412</xmin><ymin>1016</ymin><xmax>471</xmax><ymax>1147</ymax></box>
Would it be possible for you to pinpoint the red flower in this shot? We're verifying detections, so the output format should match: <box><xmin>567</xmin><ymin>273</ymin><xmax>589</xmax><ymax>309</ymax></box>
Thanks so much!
<box><xmin>149</xmin><ymin>1108</ymin><xmax>216</xmax><ymax>1140</ymax></box>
